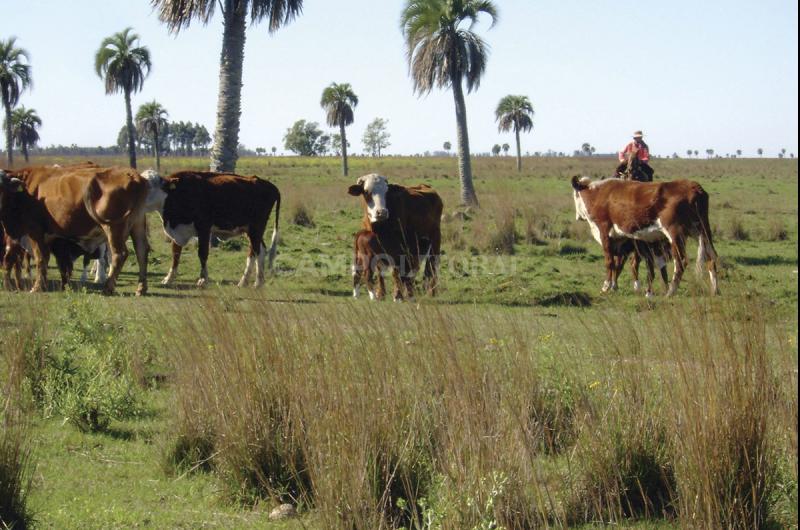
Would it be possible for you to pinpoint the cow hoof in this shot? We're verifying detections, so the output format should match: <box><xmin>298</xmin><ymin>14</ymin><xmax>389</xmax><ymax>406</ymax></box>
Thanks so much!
<box><xmin>161</xmin><ymin>276</ymin><xmax>173</xmax><ymax>285</ymax></box>
<box><xmin>136</xmin><ymin>285</ymin><xmax>147</xmax><ymax>297</ymax></box>
<box><xmin>633</xmin><ymin>280</ymin><xmax>641</xmax><ymax>292</ymax></box>
<box><xmin>368</xmin><ymin>290</ymin><xmax>376</xmax><ymax>301</ymax></box>
<box><xmin>645</xmin><ymin>291</ymin><xmax>654</xmax><ymax>299</ymax></box>
<box><xmin>196</xmin><ymin>278</ymin><xmax>207</xmax><ymax>288</ymax></box>
<box><xmin>237</xmin><ymin>279</ymin><xmax>247</xmax><ymax>288</ymax></box>
<box><xmin>254</xmin><ymin>280</ymin><xmax>264</xmax><ymax>289</ymax></box>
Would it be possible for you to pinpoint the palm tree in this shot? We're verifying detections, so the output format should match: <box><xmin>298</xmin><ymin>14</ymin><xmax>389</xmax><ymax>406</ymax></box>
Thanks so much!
<box><xmin>495</xmin><ymin>95</ymin><xmax>533</xmax><ymax>171</ymax></box>
<box><xmin>95</xmin><ymin>28</ymin><xmax>151</xmax><ymax>169</ymax></box>
<box><xmin>0</xmin><ymin>37</ymin><xmax>32</xmax><ymax>167</ymax></box>
<box><xmin>757</xmin><ymin>148</ymin><xmax>763</xmax><ymax>157</ymax></box>
<box><xmin>152</xmin><ymin>0</ymin><xmax>304</xmax><ymax>173</ymax></box>
<box><xmin>320</xmin><ymin>82</ymin><xmax>358</xmax><ymax>176</ymax></box>
<box><xmin>135</xmin><ymin>101</ymin><xmax>169</xmax><ymax>172</ymax></box>
<box><xmin>686</xmin><ymin>149</ymin><xmax>692</xmax><ymax>157</ymax></box>
<box><xmin>7</xmin><ymin>106</ymin><xmax>41</xmax><ymax>163</ymax></box>
<box><xmin>401</xmin><ymin>0</ymin><xmax>498</xmax><ymax>206</ymax></box>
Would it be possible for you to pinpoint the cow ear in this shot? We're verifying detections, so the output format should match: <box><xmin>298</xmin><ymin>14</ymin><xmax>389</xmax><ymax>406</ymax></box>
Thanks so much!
<box><xmin>571</xmin><ymin>175</ymin><xmax>588</xmax><ymax>191</ymax></box>
<box><xmin>348</xmin><ymin>184</ymin><xmax>364</xmax><ymax>196</ymax></box>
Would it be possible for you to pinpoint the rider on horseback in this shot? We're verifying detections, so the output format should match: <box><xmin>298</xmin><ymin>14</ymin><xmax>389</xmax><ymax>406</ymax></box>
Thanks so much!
<box><xmin>614</xmin><ymin>130</ymin><xmax>654</xmax><ymax>182</ymax></box>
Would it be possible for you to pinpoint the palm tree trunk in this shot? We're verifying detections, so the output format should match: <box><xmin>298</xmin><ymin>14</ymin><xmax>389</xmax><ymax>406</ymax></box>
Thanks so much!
<box><xmin>124</xmin><ymin>89</ymin><xmax>137</xmax><ymax>169</ymax></box>
<box><xmin>451</xmin><ymin>76</ymin><xmax>478</xmax><ymax>206</ymax></box>
<box><xmin>515</xmin><ymin>126</ymin><xmax>521</xmax><ymax>172</ymax></box>
<box><xmin>3</xmin><ymin>99</ymin><xmax>13</xmax><ymax>167</ymax></box>
<box><xmin>154</xmin><ymin>128</ymin><xmax>161</xmax><ymax>172</ymax></box>
<box><xmin>210</xmin><ymin>4</ymin><xmax>247</xmax><ymax>173</ymax></box>
<box><xmin>22</xmin><ymin>142</ymin><xmax>29</xmax><ymax>163</ymax></box>
<box><xmin>340</xmin><ymin>122</ymin><xmax>348</xmax><ymax>176</ymax></box>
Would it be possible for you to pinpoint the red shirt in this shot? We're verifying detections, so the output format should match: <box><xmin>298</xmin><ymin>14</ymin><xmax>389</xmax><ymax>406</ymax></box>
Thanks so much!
<box><xmin>619</xmin><ymin>141</ymin><xmax>650</xmax><ymax>163</ymax></box>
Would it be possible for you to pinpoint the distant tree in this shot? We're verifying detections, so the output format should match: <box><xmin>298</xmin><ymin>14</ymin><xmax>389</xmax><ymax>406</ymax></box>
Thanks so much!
<box><xmin>581</xmin><ymin>142</ymin><xmax>593</xmax><ymax>156</ymax></box>
<box><xmin>501</xmin><ymin>143</ymin><xmax>510</xmax><ymax>156</ymax></box>
<box><xmin>443</xmin><ymin>141</ymin><xmax>451</xmax><ymax>153</ymax></box>
<box><xmin>255</xmin><ymin>147</ymin><xmax>266</xmax><ymax>156</ymax></box>
<box><xmin>780</xmin><ymin>148</ymin><xmax>787</xmax><ymax>157</ymax></box>
<box><xmin>320</xmin><ymin>82</ymin><xmax>357</xmax><ymax>175</ymax></box>
<box><xmin>192</xmin><ymin>124</ymin><xmax>211</xmax><ymax>155</ymax></box>
<box><xmin>706</xmin><ymin>148</ymin><xmax>714</xmax><ymax>158</ymax></box>
<box><xmin>686</xmin><ymin>149</ymin><xmax>693</xmax><ymax>157</ymax></box>
<box><xmin>271</xmin><ymin>146</ymin><xmax>277</xmax><ymax>156</ymax></box>
<box><xmin>757</xmin><ymin>148</ymin><xmax>763</xmax><ymax>157</ymax></box>
<box><xmin>152</xmin><ymin>0</ymin><xmax>304</xmax><ymax>173</ymax></box>
<box><xmin>95</xmin><ymin>28</ymin><xmax>151</xmax><ymax>169</ymax></box>
<box><xmin>694</xmin><ymin>149</ymin><xmax>699</xmax><ymax>157</ymax></box>
<box><xmin>736</xmin><ymin>149</ymin><xmax>742</xmax><ymax>157</ymax></box>
<box><xmin>6</xmin><ymin>106</ymin><xmax>41</xmax><ymax>163</ymax></box>
<box><xmin>492</xmin><ymin>144</ymin><xmax>501</xmax><ymax>156</ymax></box>
<box><xmin>283</xmin><ymin>119</ymin><xmax>329</xmax><ymax>156</ymax></box>
<box><xmin>362</xmin><ymin>117</ymin><xmax>391</xmax><ymax>157</ymax></box>
<box><xmin>495</xmin><ymin>94</ymin><xmax>534</xmax><ymax>171</ymax></box>
<box><xmin>135</xmin><ymin>100</ymin><xmax>168</xmax><ymax>171</ymax></box>
<box><xmin>0</xmin><ymin>37</ymin><xmax>32</xmax><ymax>167</ymax></box>
<box><xmin>401</xmin><ymin>0</ymin><xmax>498</xmax><ymax>206</ymax></box>
<box><xmin>331</xmin><ymin>133</ymin><xmax>351</xmax><ymax>157</ymax></box>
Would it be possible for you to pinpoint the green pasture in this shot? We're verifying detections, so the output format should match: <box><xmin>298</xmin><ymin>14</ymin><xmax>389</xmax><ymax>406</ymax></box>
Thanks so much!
<box><xmin>1</xmin><ymin>155</ymin><xmax>797</xmax><ymax>529</ymax></box>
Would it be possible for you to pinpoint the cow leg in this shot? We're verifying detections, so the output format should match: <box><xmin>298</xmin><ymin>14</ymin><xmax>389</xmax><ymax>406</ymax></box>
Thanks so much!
<box><xmin>101</xmin><ymin>225</ymin><xmax>130</xmax><ymax>295</ymax></box>
<box><xmin>130</xmin><ymin>218</ymin><xmax>149</xmax><ymax>296</ymax></box>
<box><xmin>54</xmin><ymin>250</ymin><xmax>73</xmax><ymax>290</ymax></box>
<box><xmin>643</xmin><ymin>252</ymin><xmax>656</xmax><ymax>299</ymax></box>
<box><xmin>28</xmin><ymin>237</ymin><xmax>49</xmax><ymax>293</ymax></box>
<box><xmin>252</xmin><ymin>234</ymin><xmax>267</xmax><ymax>288</ymax></box>
<box><xmin>162</xmin><ymin>242</ymin><xmax>182</xmax><ymax>285</ymax></box>
<box><xmin>95</xmin><ymin>245</ymin><xmax>109</xmax><ymax>284</ymax></box>
<box><xmin>351</xmin><ymin>260</ymin><xmax>362</xmax><ymax>298</ymax></box>
<box><xmin>666</xmin><ymin>234</ymin><xmax>687</xmax><ymax>297</ymax></box>
<box><xmin>600</xmin><ymin>233</ymin><xmax>615</xmax><ymax>293</ymax></box>
<box><xmin>391</xmin><ymin>268</ymin><xmax>404</xmax><ymax>302</ymax></box>
<box><xmin>195</xmin><ymin>226</ymin><xmax>211</xmax><ymax>288</ymax></box>
<box><xmin>79</xmin><ymin>254</ymin><xmax>91</xmax><ymax>285</ymax></box>
<box><xmin>238</xmin><ymin>243</ymin><xmax>257</xmax><ymax>288</ymax></box>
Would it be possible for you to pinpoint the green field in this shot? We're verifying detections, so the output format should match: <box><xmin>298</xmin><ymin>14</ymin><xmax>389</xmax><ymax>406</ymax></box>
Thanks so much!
<box><xmin>2</xmin><ymin>155</ymin><xmax>797</xmax><ymax>529</ymax></box>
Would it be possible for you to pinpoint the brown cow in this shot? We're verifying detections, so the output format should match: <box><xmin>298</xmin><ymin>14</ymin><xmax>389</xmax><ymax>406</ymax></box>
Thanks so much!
<box><xmin>144</xmin><ymin>170</ymin><xmax>280</xmax><ymax>288</ymax></box>
<box><xmin>571</xmin><ymin>176</ymin><xmax>718</xmax><ymax>296</ymax></box>
<box><xmin>0</xmin><ymin>166</ymin><xmax>154</xmax><ymax>294</ymax></box>
<box><xmin>2</xmin><ymin>225</ymin><xmax>31</xmax><ymax>290</ymax></box>
<box><xmin>347</xmin><ymin>174</ymin><xmax>443</xmax><ymax>300</ymax></box>
<box><xmin>352</xmin><ymin>229</ymin><xmax>388</xmax><ymax>300</ymax></box>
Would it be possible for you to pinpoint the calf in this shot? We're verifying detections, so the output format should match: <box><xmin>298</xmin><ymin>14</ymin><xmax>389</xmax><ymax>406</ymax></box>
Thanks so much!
<box><xmin>571</xmin><ymin>176</ymin><xmax>719</xmax><ymax>296</ymax></box>
<box><xmin>347</xmin><ymin>174</ymin><xmax>442</xmax><ymax>299</ymax></box>
<box><xmin>352</xmin><ymin>230</ymin><xmax>389</xmax><ymax>300</ymax></box>
<box><xmin>610</xmin><ymin>238</ymin><xmax>671</xmax><ymax>298</ymax></box>
<box><xmin>145</xmin><ymin>171</ymin><xmax>280</xmax><ymax>288</ymax></box>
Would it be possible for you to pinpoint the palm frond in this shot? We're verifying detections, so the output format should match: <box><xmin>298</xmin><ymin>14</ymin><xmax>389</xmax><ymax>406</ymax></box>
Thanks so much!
<box><xmin>0</xmin><ymin>37</ymin><xmax>33</xmax><ymax>107</ymax></box>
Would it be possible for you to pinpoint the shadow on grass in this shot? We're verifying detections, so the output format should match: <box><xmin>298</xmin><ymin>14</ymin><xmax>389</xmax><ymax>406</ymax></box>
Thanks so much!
<box><xmin>731</xmin><ymin>255</ymin><xmax>797</xmax><ymax>267</ymax></box>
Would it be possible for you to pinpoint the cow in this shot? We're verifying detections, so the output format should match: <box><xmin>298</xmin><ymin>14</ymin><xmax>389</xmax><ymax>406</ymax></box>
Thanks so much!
<box><xmin>2</xmin><ymin>225</ymin><xmax>31</xmax><ymax>290</ymax></box>
<box><xmin>571</xmin><ymin>176</ymin><xmax>719</xmax><ymax>296</ymax></box>
<box><xmin>143</xmin><ymin>170</ymin><xmax>280</xmax><ymax>288</ymax></box>
<box><xmin>347</xmin><ymin>174</ymin><xmax>443</xmax><ymax>301</ymax></box>
<box><xmin>0</xmin><ymin>166</ymin><xmax>155</xmax><ymax>295</ymax></box>
<box><xmin>352</xmin><ymin>229</ymin><xmax>389</xmax><ymax>300</ymax></box>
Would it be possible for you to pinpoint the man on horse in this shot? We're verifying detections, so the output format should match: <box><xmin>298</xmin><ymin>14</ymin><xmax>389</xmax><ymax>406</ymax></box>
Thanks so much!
<box><xmin>614</xmin><ymin>130</ymin><xmax>654</xmax><ymax>182</ymax></box>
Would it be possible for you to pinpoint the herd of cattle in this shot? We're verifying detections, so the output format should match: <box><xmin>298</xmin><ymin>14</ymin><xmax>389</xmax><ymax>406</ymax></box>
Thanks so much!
<box><xmin>0</xmin><ymin>161</ymin><xmax>719</xmax><ymax>300</ymax></box>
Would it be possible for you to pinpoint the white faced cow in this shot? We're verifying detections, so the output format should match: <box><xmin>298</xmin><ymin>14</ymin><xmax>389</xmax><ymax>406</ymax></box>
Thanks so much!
<box><xmin>571</xmin><ymin>176</ymin><xmax>719</xmax><ymax>296</ymax></box>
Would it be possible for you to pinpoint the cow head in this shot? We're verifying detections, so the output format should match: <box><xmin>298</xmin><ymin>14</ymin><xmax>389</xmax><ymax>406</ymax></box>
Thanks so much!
<box><xmin>571</xmin><ymin>175</ymin><xmax>592</xmax><ymax>221</ymax></box>
<box><xmin>348</xmin><ymin>173</ymin><xmax>390</xmax><ymax>224</ymax></box>
<box><xmin>0</xmin><ymin>171</ymin><xmax>26</xmax><ymax>214</ymax></box>
<box><xmin>140</xmin><ymin>169</ymin><xmax>168</xmax><ymax>213</ymax></box>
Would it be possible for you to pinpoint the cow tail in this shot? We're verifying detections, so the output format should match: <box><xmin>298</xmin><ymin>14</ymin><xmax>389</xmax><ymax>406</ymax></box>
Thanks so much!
<box><xmin>267</xmin><ymin>188</ymin><xmax>280</xmax><ymax>271</ymax></box>
<box><xmin>695</xmin><ymin>188</ymin><xmax>718</xmax><ymax>275</ymax></box>
<box><xmin>83</xmin><ymin>179</ymin><xmax>113</xmax><ymax>225</ymax></box>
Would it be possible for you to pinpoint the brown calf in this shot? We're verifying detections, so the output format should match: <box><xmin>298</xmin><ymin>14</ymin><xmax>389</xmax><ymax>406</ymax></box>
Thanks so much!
<box><xmin>352</xmin><ymin>230</ymin><xmax>388</xmax><ymax>300</ymax></box>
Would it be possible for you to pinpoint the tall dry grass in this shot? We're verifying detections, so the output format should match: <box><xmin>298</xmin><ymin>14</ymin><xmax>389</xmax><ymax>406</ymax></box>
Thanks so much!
<box><xmin>156</xmin><ymin>293</ymin><xmax>796</xmax><ymax>528</ymax></box>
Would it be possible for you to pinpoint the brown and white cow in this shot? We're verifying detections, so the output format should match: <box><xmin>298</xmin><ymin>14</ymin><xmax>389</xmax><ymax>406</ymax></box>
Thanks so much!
<box><xmin>610</xmin><ymin>237</ymin><xmax>671</xmax><ymax>298</ymax></box>
<box><xmin>352</xmin><ymin>229</ymin><xmax>388</xmax><ymax>300</ymax></box>
<box><xmin>347</xmin><ymin>174</ymin><xmax>443</xmax><ymax>301</ymax></box>
<box><xmin>144</xmin><ymin>171</ymin><xmax>280</xmax><ymax>288</ymax></box>
<box><xmin>0</xmin><ymin>166</ymin><xmax>154</xmax><ymax>294</ymax></box>
<box><xmin>571</xmin><ymin>176</ymin><xmax>719</xmax><ymax>296</ymax></box>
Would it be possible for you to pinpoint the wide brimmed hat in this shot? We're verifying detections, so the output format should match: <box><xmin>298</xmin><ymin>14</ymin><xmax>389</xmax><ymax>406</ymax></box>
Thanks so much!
<box><xmin>633</xmin><ymin>130</ymin><xmax>644</xmax><ymax>138</ymax></box>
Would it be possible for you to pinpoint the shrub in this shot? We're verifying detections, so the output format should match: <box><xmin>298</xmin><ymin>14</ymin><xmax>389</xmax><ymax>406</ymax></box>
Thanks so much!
<box><xmin>727</xmin><ymin>217</ymin><xmax>750</xmax><ymax>241</ymax></box>
<box><xmin>486</xmin><ymin>214</ymin><xmax>517</xmax><ymax>255</ymax></box>
<box><xmin>32</xmin><ymin>298</ymin><xmax>144</xmax><ymax>432</ymax></box>
<box><xmin>763</xmin><ymin>218</ymin><xmax>789</xmax><ymax>241</ymax></box>
<box><xmin>0</xmin><ymin>420</ymin><xmax>33</xmax><ymax>530</ymax></box>
<box><xmin>291</xmin><ymin>203</ymin><xmax>316</xmax><ymax>228</ymax></box>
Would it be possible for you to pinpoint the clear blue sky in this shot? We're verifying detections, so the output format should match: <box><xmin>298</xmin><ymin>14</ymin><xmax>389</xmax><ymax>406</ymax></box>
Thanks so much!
<box><xmin>3</xmin><ymin>0</ymin><xmax>798</xmax><ymax>157</ymax></box>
